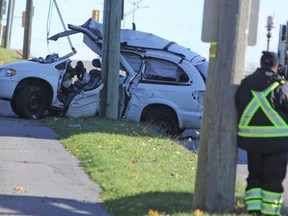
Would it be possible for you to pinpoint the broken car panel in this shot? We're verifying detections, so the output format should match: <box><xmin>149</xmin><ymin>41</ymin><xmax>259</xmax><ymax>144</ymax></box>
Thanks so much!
<box><xmin>0</xmin><ymin>18</ymin><xmax>208</xmax><ymax>135</ymax></box>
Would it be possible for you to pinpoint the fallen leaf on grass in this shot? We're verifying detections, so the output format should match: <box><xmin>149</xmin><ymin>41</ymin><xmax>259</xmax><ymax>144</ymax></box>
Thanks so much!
<box><xmin>132</xmin><ymin>172</ymin><xmax>140</xmax><ymax>178</ymax></box>
<box><xmin>14</xmin><ymin>187</ymin><xmax>26</xmax><ymax>192</ymax></box>
<box><xmin>189</xmin><ymin>154</ymin><xmax>197</xmax><ymax>161</ymax></box>
<box><xmin>130</xmin><ymin>159</ymin><xmax>137</xmax><ymax>165</ymax></box>
<box><xmin>133</xmin><ymin>150</ymin><xmax>140</xmax><ymax>155</ymax></box>
<box><xmin>148</xmin><ymin>209</ymin><xmax>159</xmax><ymax>216</ymax></box>
<box><xmin>194</xmin><ymin>209</ymin><xmax>204</xmax><ymax>216</ymax></box>
<box><xmin>236</xmin><ymin>199</ymin><xmax>245</xmax><ymax>208</ymax></box>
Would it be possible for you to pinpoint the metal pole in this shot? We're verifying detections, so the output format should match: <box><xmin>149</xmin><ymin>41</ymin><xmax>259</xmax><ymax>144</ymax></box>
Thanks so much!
<box><xmin>132</xmin><ymin>0</ymin><xmax>143</xmax><ymax>23</ymax></box>
<box><xmin>122</xmin><ymin>0</ymin><xmax>148</xmax><ymax>29</ymax></box>
<box><xmin>267</xmin><ymin>36</ymin><xmax>270</xmax><ymax>51</ymax></box>
<box><xmin>53</xmin><ymin>0</ymin><xmax>76</xmax><ymax>53</ymax></box>
<box><xmin>266</xmin><ymin>16</ymin><xmax>274</xmax><ymax>51</ymax></box>
<box><xmin>132</xmin><ymin>1</ymin><xmax>135</xmax><ymax>23</ymax></box>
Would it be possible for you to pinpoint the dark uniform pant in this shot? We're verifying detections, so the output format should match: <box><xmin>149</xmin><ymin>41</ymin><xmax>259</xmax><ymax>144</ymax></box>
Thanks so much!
<box><xmin>245</xmin><ymin>150</ymin><xmax>288</xmax><ymax>215</ymax></box>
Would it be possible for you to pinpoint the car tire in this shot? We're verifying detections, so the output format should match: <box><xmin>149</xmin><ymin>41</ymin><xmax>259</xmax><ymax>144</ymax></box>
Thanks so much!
<box><xmin>146</xmin><ymin>108</ymin><xmax>180</xmax><ymax>136</ymax></box>
<box><xmin>10</xmin><ymin>99</ymin><xmax>20</xmax><ymax>116</ymax></box>
<box><xmin>14</xmin><ymin>85</ymin><xmax>50</xmax><ymax>119</ymax></box>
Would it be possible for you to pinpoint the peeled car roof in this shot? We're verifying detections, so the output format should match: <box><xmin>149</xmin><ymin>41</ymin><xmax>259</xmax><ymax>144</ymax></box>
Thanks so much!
<box><xmin>84</xmin><ymin>18</ymin><xmax>204</xmax><ymax>62</ymax></box>
<box><xmin>49</xmin><ymin>18</ymin><xmax>206</xmax><ymax>64</ymax></box>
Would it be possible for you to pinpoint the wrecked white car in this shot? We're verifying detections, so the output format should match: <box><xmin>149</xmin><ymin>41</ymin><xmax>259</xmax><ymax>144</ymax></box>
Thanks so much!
<box><xmin>0</xmin><ymin>18</ymin><xmax>208</xmax><ymax>135</ymax></box>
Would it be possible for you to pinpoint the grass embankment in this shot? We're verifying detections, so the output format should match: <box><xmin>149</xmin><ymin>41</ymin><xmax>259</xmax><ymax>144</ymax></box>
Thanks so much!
<box><xmin>44</xmin><ymin>117</ymin><xmax>246</xmax><ymax>216</ymax></box>
<box><xmin>0</xmin><ymin>48</ymin><xmax>22</xmax><ymax>64</ymax></box>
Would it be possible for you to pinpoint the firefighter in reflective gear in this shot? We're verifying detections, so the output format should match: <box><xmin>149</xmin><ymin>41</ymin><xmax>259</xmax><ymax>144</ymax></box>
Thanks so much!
<box><xmin>235</xmin><ymin>51</ymin><xmax>288</xmax><ymax>216</ymax></box>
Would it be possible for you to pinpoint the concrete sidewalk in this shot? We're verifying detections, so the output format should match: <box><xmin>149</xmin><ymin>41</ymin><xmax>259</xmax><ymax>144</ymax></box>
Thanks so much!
<box><xmin>0</xmin><ymin>103</ymin><xmax>113</xmax><ymax>216</ymax></box>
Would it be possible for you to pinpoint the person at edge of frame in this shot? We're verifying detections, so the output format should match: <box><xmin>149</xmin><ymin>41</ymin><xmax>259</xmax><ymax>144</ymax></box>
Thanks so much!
<box><xmin>235</xmin><ymin>51</ymin><xmax>288</xmax><ymax>216</ymax></box>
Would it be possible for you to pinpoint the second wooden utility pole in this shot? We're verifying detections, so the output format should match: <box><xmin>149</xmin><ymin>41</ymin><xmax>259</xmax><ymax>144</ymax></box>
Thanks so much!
<box><xmin>0</xmin><ymin>0</ymin><xmax>5</xmax><ymax>38</ymax></box>
<box><xmin>4</xmin><ymin>0</ymin><xmax>14</xmax><ymax>48</ymax></box>
<box><xmin>100</xmin><ymin>0</ymin><xmax>123</xmax><ymax>120</ymax></box>
<box><xmin>192</xmin><ymin>0</ymin><xmax>251</xmax><ymax>213</ymax></box>
<box><xmin>22</xmin><ymin>0</ymin><xmax>33</xmax><ymax>59</ymax></box>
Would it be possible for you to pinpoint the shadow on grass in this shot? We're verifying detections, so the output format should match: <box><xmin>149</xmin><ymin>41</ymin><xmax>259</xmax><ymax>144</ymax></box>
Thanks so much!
<box><xmin>105</xmin><ymin>191</ymin><xmax>194</xmax><ymax>216</ymax></box>
<box><xmin>43</xmin><ymin>116</ymin><xmax>166</xmax><ymax>140</ymax></box>
<box><xmin>105</xmin><ymin>192</ymin><xmax>250</xmax><ymax>216</ymax></box>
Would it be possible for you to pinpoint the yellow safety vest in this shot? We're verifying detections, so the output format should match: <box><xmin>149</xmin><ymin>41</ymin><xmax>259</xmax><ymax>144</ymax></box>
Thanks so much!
<box><xmin>238</xmin><ymin>81</ymin><xmax>288</xmax><ymax>138</ymax></box>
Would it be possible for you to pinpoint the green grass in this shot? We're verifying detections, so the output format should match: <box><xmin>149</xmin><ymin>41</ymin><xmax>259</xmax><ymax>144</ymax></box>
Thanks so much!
<box><xmin>43</xmin><ymin>116</ymin><xmax>247</xmax><ymax>216</ymax></box>
<box><xmin>0</xmin><ymin>47</ymin><xmax>22</xmax><ymax>64</ymax></box>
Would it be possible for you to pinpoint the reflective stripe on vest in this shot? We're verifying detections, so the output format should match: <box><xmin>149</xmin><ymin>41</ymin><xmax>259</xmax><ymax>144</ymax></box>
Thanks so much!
<box><xmin>238</xmin><ymin>81</ymin><xmax>288</xmax><ymax>137</ymax></box>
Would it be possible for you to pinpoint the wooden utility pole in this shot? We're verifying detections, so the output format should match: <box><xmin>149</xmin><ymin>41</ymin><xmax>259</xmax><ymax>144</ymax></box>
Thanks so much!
<box><xmin>22</xmin><ymin>0</ymin><xmax>33</xmax><ymax>59</ymax></box>
<box><xmin>100</xmin><ymin>0</ymin><xmax>122</xmax><ymax>119</ymax></box>
<box><xmin>4</xmin><ymin>0</ymin><xmax>14</xmax><ymax>48</ymax></box>
<box><xmin>0</xmin><ymin>0</ymin><xmax>4</xmax><ymax>38</ymax></box>
<box><xmin>192</xmin><ymin>0</ymin><xmax>251</xmax><ymax>213</ymax></box>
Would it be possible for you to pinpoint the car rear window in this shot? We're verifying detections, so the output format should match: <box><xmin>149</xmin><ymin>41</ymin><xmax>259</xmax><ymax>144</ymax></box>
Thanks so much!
<box><xmin>122</xmin><ymin>52</ymin><xmax>142</xmax><ymax>73</ymax></box>
<box><xmin>143</xmin><ymin>58</ymin><xmax>188</xmax><ymax>83</ymax></box>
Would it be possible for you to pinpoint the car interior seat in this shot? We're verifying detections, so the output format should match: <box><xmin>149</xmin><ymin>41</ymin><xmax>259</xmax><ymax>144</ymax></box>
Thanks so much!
<box><xmin>83</xmin><ymin>58</ymin><xmax>102</xmax><ymax>91</ymax></box>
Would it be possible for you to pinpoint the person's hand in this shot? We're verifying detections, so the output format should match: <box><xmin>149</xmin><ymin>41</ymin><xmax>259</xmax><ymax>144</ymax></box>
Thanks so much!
<box><xmin>74</xmin><ymin>81</ymin><xmax>85</xmax><ymax>90</ymax></box>
<box><xmin>62</xmin><ymin>79</ymin><xmax>72</xmax><ymax>88</ymax></box>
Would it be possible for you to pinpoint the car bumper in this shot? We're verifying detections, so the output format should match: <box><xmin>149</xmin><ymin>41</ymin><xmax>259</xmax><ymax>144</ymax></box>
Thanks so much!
<box><xmin>0</xmin><ymin>78</ymin><xmax>18</xmax><ymax>100</ymax></box>
<box><xmin>178</xmin><ymin>110</ymin><xmax>203</xmax><ymax>129</ymax></box>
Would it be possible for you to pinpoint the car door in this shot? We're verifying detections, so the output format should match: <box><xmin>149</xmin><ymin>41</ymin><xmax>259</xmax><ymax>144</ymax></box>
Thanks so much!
<box><xmin>123</xmin><ymin>51</ymin><xmax>205</xmax><ymax>130</ymax></box>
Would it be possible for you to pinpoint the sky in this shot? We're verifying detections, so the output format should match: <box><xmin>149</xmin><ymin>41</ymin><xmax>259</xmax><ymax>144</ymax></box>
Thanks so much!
<box><xmin>6</xmin><ymin>0</ymin><xmax>288</xmax><ymax>71</ymax></box>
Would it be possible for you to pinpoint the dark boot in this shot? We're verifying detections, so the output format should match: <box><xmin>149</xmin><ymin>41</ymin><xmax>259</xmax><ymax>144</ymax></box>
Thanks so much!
<box><xmin>248</xmin><ymin>210</ymin><xmax>261</xmax><ymax>216</ymax></box>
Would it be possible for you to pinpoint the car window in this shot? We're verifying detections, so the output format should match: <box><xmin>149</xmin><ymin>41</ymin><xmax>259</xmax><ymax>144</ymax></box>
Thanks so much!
<box><xmin>122</xmin><ymin>52</ymin><xmax>142</xmax><ymax>73</ymax></box>
<box><xmin>143</xmin><ymin>58</ymin><xmax>189</xmax><ymax>83</ymax></box>
<box><xmin>119</xmin><ymin>64</ymin><xmax>128</xmax><ymax>77</ymax></box>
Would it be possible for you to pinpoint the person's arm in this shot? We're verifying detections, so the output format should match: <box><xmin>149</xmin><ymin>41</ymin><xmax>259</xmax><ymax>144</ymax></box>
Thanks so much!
<box><xmin>274</xmin><ymin>82</ymin><xmax>288</xmax><ymax>114</ymax></box>
<box><xmin>62</xmin><ymin>74</ymin><xmax>72</xmax><ymax>89</ymax></box>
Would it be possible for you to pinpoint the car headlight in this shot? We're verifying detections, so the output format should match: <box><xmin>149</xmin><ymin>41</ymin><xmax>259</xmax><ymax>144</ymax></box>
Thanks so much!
<box><xmin>0</xmin><ymin>68</ymin><xmax>16</xmax><ymax>77</ymax></box>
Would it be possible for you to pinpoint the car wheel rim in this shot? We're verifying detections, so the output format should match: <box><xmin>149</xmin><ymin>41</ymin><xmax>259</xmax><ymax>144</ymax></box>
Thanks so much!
<box><xmin>152</xmin><ymin>119</ymin><xmax>171</xmax><ymax>134</ymax></box>
<box><xmin>28</xmin><ymin>95</ymin><xmax>43</xmax><ymax>111</ymax></box>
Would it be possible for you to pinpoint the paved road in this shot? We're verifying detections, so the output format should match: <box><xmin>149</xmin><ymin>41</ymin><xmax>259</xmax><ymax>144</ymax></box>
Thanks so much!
<box><xmin>0</xmin><ymin>100</ymin><xmax>112</xmax><ymax>216</ymax></box>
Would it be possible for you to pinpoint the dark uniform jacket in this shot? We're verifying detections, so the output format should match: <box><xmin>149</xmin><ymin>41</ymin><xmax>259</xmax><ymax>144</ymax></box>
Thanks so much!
<box><xmin>235</xmin><ymin>68</ymin><xmax>288</xmax><ymax>152</ymax></box>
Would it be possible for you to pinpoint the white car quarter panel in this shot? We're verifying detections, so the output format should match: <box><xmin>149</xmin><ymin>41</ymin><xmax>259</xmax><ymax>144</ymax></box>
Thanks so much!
<box><xmin>0</xmin><ymin>78</ymin><xmax>18</xmax><ymax>99</ymax></box>
<box><xmin>125</xmin><ymin>82</ymin><xmax>204</xmax><ymax>129</ymax></box>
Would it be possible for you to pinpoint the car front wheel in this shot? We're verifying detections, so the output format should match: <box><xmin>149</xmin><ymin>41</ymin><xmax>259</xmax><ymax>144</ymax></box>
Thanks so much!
<box><xmin>13</xmin><ymin>85</ymin><xmax>49</xmax><ymax>119</ymax></box>
<box><xmin>10</xmin><ymin>99</ymin><xmax>20</xmax><ymax>116</ymax></box>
